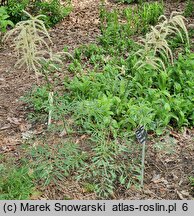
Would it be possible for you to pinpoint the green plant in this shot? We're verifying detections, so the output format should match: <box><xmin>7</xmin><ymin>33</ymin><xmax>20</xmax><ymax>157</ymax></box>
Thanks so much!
<box><xmin>134</xmin><ymin>12</ymin><xmax>189</xmax><ymax>71</ymax></box>
<box><xmin>99</xmin><ymin>2</ymin><xmax>164</xmax><ymax>48</ymax></box>
<box><xmin>139</xmin><ymin>2</ymin><xmax>164</xmax><ymax>32</ymax></box>
<box><xmin>0</xmin><ymin>7</ymin><xmax>14</xmax><ymax>33</ymax></box>
<box><xmin>23</xmin><ymin>86</ymin><xmax>50</xmax><ymax>113</ymax></box>
<box><xmin>77</xmin><ymin>134</ymin><xmax>141</xmax><ymax>198</ymax></box>
<box><xmin>22</xmin><ymin>2</ymin><xmax>194</xmax><ymax>198</ymax></box>
<box><xmin>6</xmin><ymin>0</ymin><xmax>71</xmax><ymax>27</ymax></box>
<box><xmin>0</xmin><ymin>165</ymin><xmax>34</xmax><ymax>200</ymax></box>
<box><xmin>28</xmin><ymin>141</ymin><xmax>87</xmax><ymax>185</ymax></box>
<box><xmin>6</xmin><ymin>0</ymin><xmax>30</xmax><ymax>24</ymax></box>
<box><xmin>189</xmin><ymin>176</ymin><xmax>194</xmax><ymax>186</ymax></box>
<box><xmin>0</xmin><ymin>7</ymin><xmax>14</xmax><ymax>42</ymax></box>
<box><xmin>34</xmin><ymin>0</ymin><xmax>72</xmax><ymax>27</ymax></box>
<box><xmin>184</xmin><ymin>0</ymin><xmax>194</xmax><ymax>17</ymax></box>
<box><xmin>22</xmin><ymin>85</ymin><xmax>55</xmax><ymax>126</ymax></box>
<box><xmin>3</xmin><ymin>10</ymin><xmax>52</xmax><ymax>78</ymax></box>
<box><xmin>68</xmin><ymin>59</ymin><xmax>83</xmax><ymax>73</ymax></box>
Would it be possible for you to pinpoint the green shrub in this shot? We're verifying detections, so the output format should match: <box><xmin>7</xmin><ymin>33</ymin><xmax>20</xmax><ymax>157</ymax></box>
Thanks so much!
<box><xmin>34</xmin><ymin>0</ymin><xmax>72</xmax><ymax>27</ymax></box>
<box><xmin>0</xmin><ymin>7</ymin><xmax>14</xmax><ymax>33</ymax></box>
<box><xmin>6</xmin><ymin>0</ymin><xmax>30</xmax><ymax>24</ymax></box>
<box><xmin>5</xmin><ymin>0</ymin><xmax>71</xmax><ymax>27</ymax></box>
<box><xmin>24</xmin><ymin>55</ymin><xmax>194</xmax><ymax>197</ymax></box>
<box><xmin>0</xmin><ymin>6</ymin><xmax>14</xmax><ymax>42</ymax></box>
<box><xmin>26</xmin><ymin>50</ymin><xmax>194</xmax><ymax>136</ymax></box>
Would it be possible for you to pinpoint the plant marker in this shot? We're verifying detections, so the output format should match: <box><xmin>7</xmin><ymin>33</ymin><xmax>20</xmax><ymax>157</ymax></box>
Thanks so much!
<box><xmin>48</xmin><ymin>92</ymin><xmax>54</xmax><ymax>126</ymax></box>
<box><xmin>136</xmin><ymin>126</ymin><xmax>147</xmax><ymax>188</ymax></box>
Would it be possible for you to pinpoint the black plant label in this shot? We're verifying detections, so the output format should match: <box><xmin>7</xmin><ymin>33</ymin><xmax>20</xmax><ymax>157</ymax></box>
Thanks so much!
<box><xmin>136</xmin><ymin>126</ymin><xmax>147</xmax><ymax>144</ymax></box>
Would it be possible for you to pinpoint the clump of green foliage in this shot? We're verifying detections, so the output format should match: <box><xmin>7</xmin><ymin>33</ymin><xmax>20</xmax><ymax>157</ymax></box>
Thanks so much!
<box><xmin>33</xmin><ymin>0</ymin><xmax>72</xmax><ymax>27</ymax></box>
<box><xmin>22</xmin><ymin>5</ymin><xmax>194</xmax><ymax>198</ymax></box>
<box><xmin>134</xmin><ymin>12</ymin><xmax>189</xmax><ymax>71</ymax></box>
<box><xmin>6</xmin><ymin>0</ymin><xmax>30</xmax><ymax>24</ymax></box>
<box><xmin>139</xmin><ymin>2</ymin><xmax>164</xmax><ymax>30</ymax></box>
<box><xmin>189</xmin><ymin>176</ymin><xmax>194</xmax><ymax>186</ymax></box>
<box><xmin>5</xmin><ymin>0</ymin><xmax>71</xmax><ymax>27</ymax></box>
<box><xmin>184</xmin><ymin>0</ymin><xmax>194</xmax><ymax>17</ymax></box>
<box><xmin>100</xmin><ymin>1</ymin><xmax>164</xmax><ymax>48</ymax></box>
<box><xmin>27</xmin><ymin>141</ymin><xmax>87</xmax><ymax>185</ymax></box>
<box><xmin>0</xmin><ymin>164</ymin><xmax>34</xmax><ymax>200</ymax></box>
<box><xmin>77</xmin><ymin>134</ymin><xmax>141</xmax><ymax>198</ymax></box>
<box><xmin>0</xmin><ymin>7</ymin><xmax>14</xmax><ymax>42</ymax></box>
<box><xmin>25</xmin><ymin>49</ymin><xmax>194</xmax><ymax>198</ymax></box>
<box><xmin>0</xmin><ymin>7</ymin><xmax>14</xmax><ymax>33</ymax></box>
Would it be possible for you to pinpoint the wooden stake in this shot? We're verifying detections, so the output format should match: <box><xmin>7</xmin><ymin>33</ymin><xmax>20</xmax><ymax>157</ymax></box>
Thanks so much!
<box><xmin>48</xmin><ymin>92</ymin><xmax>53</xmax><ymax>126</ymax></box>
<box><xmin>141</xmin><ymin>140</ymin><xmax>146</xmax><ymax>188</ymax></box>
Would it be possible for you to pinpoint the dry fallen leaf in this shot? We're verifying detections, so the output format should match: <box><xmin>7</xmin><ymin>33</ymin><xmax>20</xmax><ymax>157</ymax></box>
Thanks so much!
<box><xmin>59</xmin><ymin>128</ymin><xmax>68</xmax><ymax>137</ymax></box>
<box><xmin>30</xmin><ymin>190</ymin><xmax>42</xmax><ymax>200</ymax></box>
<box><xmin>177</xmin><ymin>190</ymin><xmax>185</xmax><ymax>200</ymax></box>
<box><xmin>7</xmin><ymin>117</ymin><xmax>22</xmax><ymax>125</ymax></box>
<box><xmin>19</xmin><ymin>122</ymin><xmax>32</xmax><ymax>132</ymax></box>
<box><xmin>151</xmin><ymin>173</ymin><xmax>161</xmax><ymax>183</ymax></box>
<box><xmin>1</xmin><ymin>136</ymin><xmax>21</xmax><ymax>146</ymax></box>
<box><xmin>0</xmin><ymin>145</ymin><xmax>16</xmax><ymax>153</ymax></box>
<box><xmin>75</xmin><ymin>134</ymin><xmax>87</xmax><ymax>144</ymax></box>
<box><xmin>0</xmin><ymin>124</ymin><xmax>11</xmax><ymax>131</ymax></box>
<box><xmin>22</xmin><ymin>131</ymin><xmax>34</xmax><ymax>140</ymax></box>
<box><xmin>180</xmin><ymin>190</ymin><xmax>190</xmax><ymax>197</ymax></box>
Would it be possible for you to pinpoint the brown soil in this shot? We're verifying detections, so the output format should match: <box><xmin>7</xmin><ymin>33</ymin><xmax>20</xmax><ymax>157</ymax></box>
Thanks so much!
<box><xmin>0</xmin><ymin>0</ymin><xmax>194</xmax><ymax>200</ymax></box>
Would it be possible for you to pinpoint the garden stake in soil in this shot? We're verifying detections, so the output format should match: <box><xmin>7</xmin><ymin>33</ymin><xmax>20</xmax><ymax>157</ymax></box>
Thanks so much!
<box><xmin>48</xmin><ymin>92</ymin><xmax>54</xmax><ymax>126</ymax></box>
<box><xmin>136</xmin><ymin>126</ymin><xmax>147</xmax><ymax>188</ymax></box>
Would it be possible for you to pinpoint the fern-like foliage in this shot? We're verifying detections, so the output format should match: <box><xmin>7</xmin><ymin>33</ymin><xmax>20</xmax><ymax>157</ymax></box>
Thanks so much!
<box><xmin>3</xmin><ymin>10</ymin><xmax>53</xmax><ymax>77</ymax></box>
<box><xmin>134</xmin><ymin>12</ymin><xmax>189</xmax><ymax>71</ymax></box>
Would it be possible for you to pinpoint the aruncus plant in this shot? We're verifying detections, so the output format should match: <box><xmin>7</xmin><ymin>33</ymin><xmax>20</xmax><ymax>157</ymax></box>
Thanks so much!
<box><xmin>3</xmin><ymin>10</ymin><xmax>53</xmax><ymax>79</ymax></box>
<box><xmin>3</xmin><ymin>10</ymin><xmax>70</xmax><ymax>126</ymax></box>
<box><xmin>134</xmin><ymin>12</ymin><xmax>189</xmax><ymax>71</ymax></box>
